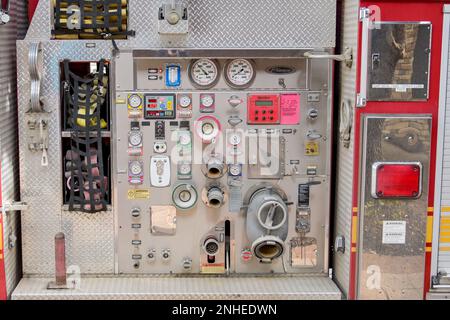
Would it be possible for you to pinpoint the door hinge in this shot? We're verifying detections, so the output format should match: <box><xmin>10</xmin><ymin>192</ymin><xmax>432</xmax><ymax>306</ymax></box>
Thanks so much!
<box><xmin>356</xmin><ymin>94</ymin><xmax>367</xmax><ymax>108</ymax></box>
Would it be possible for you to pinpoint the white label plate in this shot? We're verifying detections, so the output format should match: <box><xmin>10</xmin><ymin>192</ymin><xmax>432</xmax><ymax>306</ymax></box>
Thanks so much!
<box><xmin>382</xmin><ymin>221</ymin><xmax>406</xmax><ymax>244</ymax></box>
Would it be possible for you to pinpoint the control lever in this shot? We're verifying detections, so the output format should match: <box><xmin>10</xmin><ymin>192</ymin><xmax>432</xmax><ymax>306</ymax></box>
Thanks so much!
<box><xmin>40</xmin><ymin>119</ymin><xmax>49</xmax><ymax>166</ymax></box>
<box><xmin>228</xmin><ymin>116</ymin><xmax>243</xmax><ymax>127</ymax></box>
<box><xmin>307</xmin><ymin>130</ymin><xmax>322</xmax><ymax>140</ymax></box>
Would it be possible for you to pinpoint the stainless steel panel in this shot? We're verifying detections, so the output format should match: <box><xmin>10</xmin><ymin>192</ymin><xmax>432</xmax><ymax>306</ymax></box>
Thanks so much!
<box><xmin>16</xmin><ymin>41</ymin><xmax>115</xmax><ymax>275</ymax></box>
<box><xmin>367</xmin><ymin>22</ymin><xmax>431</xmax><ymax>101</ymax></box>
<box><xmin>12</xmin><ymin>276</ymin><xmax>341</xmax><ymax>300</ymax></box>
<box><xmin>358</xmin><ymin>116</ymin><xmax>432</xmax><ymax>300</ymax></box>
<box><xmin>62</xmin><ymin>211</ymin><xmax>114</xmax><ymax>274</ymax></box>
<box><xmin>0</xmin><ymin>0</ymin><xmax>28</xmax><ymax>297</ymax></box>
<box><xmin>114</xmin><ymin>56</ymin><xmax>332</xmax><ymax>275</ymax></box>
<box><xmin>17</xmin><ymin>0</ymin><xmax>336</xmax><ymax>294</ymax></box>
<box><xmin>333</xmin><ymin>0</ymin><xmax>360</xmax><ymax>297</ymax></box>
<box><xmin>27</xmin><ymin>0</ymin><xmax>336</xmax><ymax>49</ymax></box>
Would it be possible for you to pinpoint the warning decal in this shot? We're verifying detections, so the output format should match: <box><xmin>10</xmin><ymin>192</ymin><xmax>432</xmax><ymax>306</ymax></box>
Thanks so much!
<box><xmin>382</xmin><ymin>221</ymin><xmax>406</xmax><ymax>245</ymax></box>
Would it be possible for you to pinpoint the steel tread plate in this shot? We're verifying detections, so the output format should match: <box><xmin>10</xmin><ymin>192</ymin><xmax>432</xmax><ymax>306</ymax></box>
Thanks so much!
<box><xmin>12</xmin><ymin>276</ymin><xmax>341</xmax><ymax>300</ymax></box>
<box><xmin>26</xmin><ymin>0</ymin><xmax>336</xmax><ymax>48</ymax></box>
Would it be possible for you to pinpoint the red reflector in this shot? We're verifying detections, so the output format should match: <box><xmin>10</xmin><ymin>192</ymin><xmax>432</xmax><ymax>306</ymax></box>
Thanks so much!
<box><xmin>372</xmin><ymin>163</ymin><xmax>422</xmax><ymax>199</ymax></box>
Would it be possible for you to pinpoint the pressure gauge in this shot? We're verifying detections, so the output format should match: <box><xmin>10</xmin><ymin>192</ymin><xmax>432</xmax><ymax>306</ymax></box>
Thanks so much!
<box><xmin>179</xmin><ymin>133</ymin><xmax>192</xmax><ymax>146</ymax></box>
<box><xmin>228</xmin><ymin>132</ymin><xmax>242</xmax><ymax>146</ymax></box>
<box><xmin>224</xmin><ymin>59</ymin><xmax>256</xmax><ymax>89</ymax></box>
<box><xmin>202</xmin><ymin>123</ymin><xmax>214</xmax><ymax>135</ymax></box>
<box><xmin>129</xmin><ymin>161</ymin><xmax>143</xmax><ymax>175</ymax></box>
<box><xmin>129</xmin><ymin>132</ymin><xmax>143</xmax><ymax>147</ymax></box>
<box><xmin>179</xmin><ymin>94</ymin><xmax>192</xmax><ymax>108</ymax></box>
<box><xmin>201</xmin><ymin>94</ymin><xmax>214</xmax><ymax>108</ymax></box>
<box><xmin>172</xmin><ymin>184</ymin><xmax>198</xmax><ymax>210</ymax></box>
<box><xmin>189</xmin><ymin>59</ymin><xmax>220</xmax><ymax>89</ymax></box>
<box><xmin>128</xmin><ymin>94</ymin><xmax>142</xmax><ymax>109</ymax></box>
<box><xmin>229</xmin><ymin>164</ymin><xmax>242</xmax><ymax>177</ymax></box>
<box><xmin>179</xmin><ymin>163</ymin><xmax>192</xmax><ymax>175</ymax></box>
<box><xmin>195</xmin><ymin>116</ymin><xmax>221</xmax><ymax>144</ymax></box>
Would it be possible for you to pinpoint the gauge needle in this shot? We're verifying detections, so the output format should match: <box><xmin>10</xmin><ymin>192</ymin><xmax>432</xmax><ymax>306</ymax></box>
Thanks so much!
<box><xmin>200</xmin><ymin>67</ymin><xmax>209</xmax><ymax>76</ymax></box>
<box><xmin>233</xmin><ymin>68</ymin><xmax>245</xmax><ymax>78</ymax></box>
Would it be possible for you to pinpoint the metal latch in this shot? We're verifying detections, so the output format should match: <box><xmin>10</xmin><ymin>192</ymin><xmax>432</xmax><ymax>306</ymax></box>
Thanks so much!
<box><xmin>304</xmin><ymin>47</ymin><xmax>353</xmax><ymax>68</ymax></box>
<box><xmin>2</xmin><ymin>201</ymin><xmax>29</xmax><ymax>213</ymax></box>
<box><xmin>26</xmin><ymin>115</ymin><xmax>50</xmax><ymax>166</ymax></box>
<box><xmin>359</xmin><ymin>7</ymin><xmax>370</xmax><ymax>21</ymax></box>
<box><xmin>0</xmin><ymin>0</ymin><xmax>10</xmax><ymax>25</ymax></box>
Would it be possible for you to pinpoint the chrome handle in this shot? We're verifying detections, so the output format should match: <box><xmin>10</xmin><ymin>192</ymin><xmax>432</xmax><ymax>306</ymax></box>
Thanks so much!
<box><xmin>304</xmin><ymin>47</ymin><xmax>353</xmax><ymax>68</ymax></box>
<box><xmin>29</xmin><ymin>42</ymin><xmax>44</xmax><ymax>112</ymax></box>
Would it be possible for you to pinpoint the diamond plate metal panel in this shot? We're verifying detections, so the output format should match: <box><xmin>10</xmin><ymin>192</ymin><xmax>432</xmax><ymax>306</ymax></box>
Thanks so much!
<box><xmin>12</xmin><ymin>276</ymin><xmax>341</xmax><ymax>300</ymax></box>
<box><xmin>17</xmin><ymin>41</ymin><xmax>115</xmax><ymax>275</ymax></box>
<box><xmin>27</xmin><ymin>0</ymin><xmax>336</xmax><ymax>49</ymax></box>
<box><xmin>333</xmin><ymin>0</ymin><xmax>359</xmax><ymax>298</ymax></box>
<box><xmin>1</xmin><ymin>0</ymin><xmax>29</xmax><ymax>297</ymax></box>
<box><xmin>62</xmin><ymin>211</ymin><xmax>114</xmax><ymax>274</ymax></box>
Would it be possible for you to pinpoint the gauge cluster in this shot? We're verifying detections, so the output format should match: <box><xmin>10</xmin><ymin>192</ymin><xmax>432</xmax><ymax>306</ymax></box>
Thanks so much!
<box><xmin>115</xmin><ymin>54</ymin><xmax>331</xmax><ymax>276</ymax></box>
<box><xmin>134</xmin><ymin>57</ymin><xmax>308</xmax><ymax>91</ymax></box>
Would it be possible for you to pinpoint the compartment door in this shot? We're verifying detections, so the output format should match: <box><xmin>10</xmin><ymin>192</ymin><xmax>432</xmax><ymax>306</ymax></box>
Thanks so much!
<box><xmin>358</xmin><ymin>116</ymin><xmax>432</xmax><ymax>299</ymax></box>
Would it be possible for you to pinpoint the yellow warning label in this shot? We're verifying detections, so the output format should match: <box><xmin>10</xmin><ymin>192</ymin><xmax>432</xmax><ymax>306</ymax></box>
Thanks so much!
<box><xmin>128</xmin><ymin>189</ymin><xmax>150</xmax><ymax>200</ymax></box>
<box><xmin>201</xmin><ymin>264</ymin><xmax>225</xmax><ymax>274</ymax></box>
<box><xmin>305</xmin><ymin>142</ymin><xmax>319</xmax><ymax>156</ymax></box>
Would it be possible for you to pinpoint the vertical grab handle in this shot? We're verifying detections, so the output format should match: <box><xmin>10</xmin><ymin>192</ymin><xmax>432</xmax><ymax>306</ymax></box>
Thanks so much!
<box><xmin>357</xmin><ymin>8</ymin><xmax>371</xmax><ymax>107</ymax></box>
<box><xmin>29</xmin><ymin>42</ymin><xmax>44</xmax><ymax>113</ymax></box>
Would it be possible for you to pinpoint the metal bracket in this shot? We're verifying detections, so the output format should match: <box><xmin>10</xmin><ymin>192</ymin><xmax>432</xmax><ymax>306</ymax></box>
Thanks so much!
<box><xmin>158</xmin><ymin>0</ymin><xmax>189</xmax><ymax>35</ymax></box>
<box><xmin>304</xmin><ymin>47</ymin><xmax>353</xmax><ymax>68</ymax></box>
<box><xmin>0</xmin><ymin>0</ymin><xmax>10</xmax><ymax>25</ymax></box>
<box><xmin>432</xmin><ymin>272</ymin><xmax>450</xmax><ymax>288</ymax></box>
<box><xmin>359</xmin><ymin>7</ymin><xmax>370</xmax><ymax>21</ymax></box>
<box><xmin>356</xmin><ymin>93</ymin><xmax>367</xmax><ymax>108</ymax></box>
<box><xmin>1</xmin><ymin>201</ymin><xmax>29</xmax><ymax>213</ymax></box>
<box><xmin>334</xmin><ymin>235</ymin><xmax>345</xmax><ymax>254</ymax></box>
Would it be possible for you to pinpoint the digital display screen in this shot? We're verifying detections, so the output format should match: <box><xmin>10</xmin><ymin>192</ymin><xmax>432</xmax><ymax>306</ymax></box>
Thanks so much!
<box><xmin>256</xmin><ymin>101</ymin><xmax>274</xmax><ymax>107</ymax></box>
<box><xmin>144</xmin><ymin>94</ymin><xmax>176</xmax><ymax>119</ymax></box>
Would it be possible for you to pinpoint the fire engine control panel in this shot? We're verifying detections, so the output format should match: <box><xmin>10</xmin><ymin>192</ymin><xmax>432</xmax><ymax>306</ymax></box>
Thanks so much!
<box><xmin>114</xmin><ymin>53</ymin><xmax>332</xmax><ymax>274</ymax></box>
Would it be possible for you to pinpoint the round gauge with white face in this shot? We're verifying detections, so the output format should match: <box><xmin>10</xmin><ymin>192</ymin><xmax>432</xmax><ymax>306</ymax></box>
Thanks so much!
<box><xmin>128</xmin><ymin>94</ymin><xmax>142</xmax><ymax>109</ymax></box>
<box><xmin>228</xmin><ymin>132</ymin><xmax>242</xmax><ymax>146</ymax></box>
<box><xmin>224</xmin><ymin>59</ymin><xmax>256</xmax><ymax>89</ymax></box>
<box><xmin>202</xmin><ymin>123</ymin><xmax>215</xmax><ymax>136</ymax></box>
<box><xmin>229</xmin><ymin>164</ymin><xmax>242</xmax><ymax>176</ymax></box>
<box><xmin>189</xmin><ymin>59</ymin><xmax>220</xmax><ymax>89</ymax></box>
<box><xmin>129</xmin><ymin>132</ymin><xmax>143</xmax><ymax>147</ymax></box>
<box><xmin>179</xmin><ymin>163</ymin><xmax>192</xmax><ymax>175</ymax></box>
<box><xmin>129</xmin><ymin>161</ymin><xmax>143</xmax><ymax>175</ymax></box>
<box><xmin>200</xmin><ymin>94</ymin><xmax>214</xmax><ymax>108</ymax></box>
<box><xmin>179</xmin><ymin>94</ymin><xmax>192</xmax><ymax>108</ymax></box>
<box><xmin>179</xmin><ymin>133</ymin><xmax>192</xmax><ymax>146</ymax></box>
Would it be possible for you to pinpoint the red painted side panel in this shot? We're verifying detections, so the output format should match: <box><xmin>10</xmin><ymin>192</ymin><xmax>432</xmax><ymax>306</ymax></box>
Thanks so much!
<box><xmin>350</xmin><ymin>0</ymin><xmax>445</xmax><ymax>300</ymax></box>
<box><xmin>28</xmin><ymin>0</ymin><xmax>39</xmax><ymax>22</ymax></box>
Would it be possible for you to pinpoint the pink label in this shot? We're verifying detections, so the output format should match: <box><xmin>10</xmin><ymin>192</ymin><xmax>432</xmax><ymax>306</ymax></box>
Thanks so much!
<box><xmin>280</xmin><ymin>94</ymin><xmax>300</xmax><ymax>125</ymax></box>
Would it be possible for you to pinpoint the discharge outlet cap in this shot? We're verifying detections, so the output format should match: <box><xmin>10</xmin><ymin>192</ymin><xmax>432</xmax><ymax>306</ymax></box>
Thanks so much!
<box><xmin>207</xmin><ymin>187</ymin><xmax>224</xmax><ymax>208</ymax></box>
